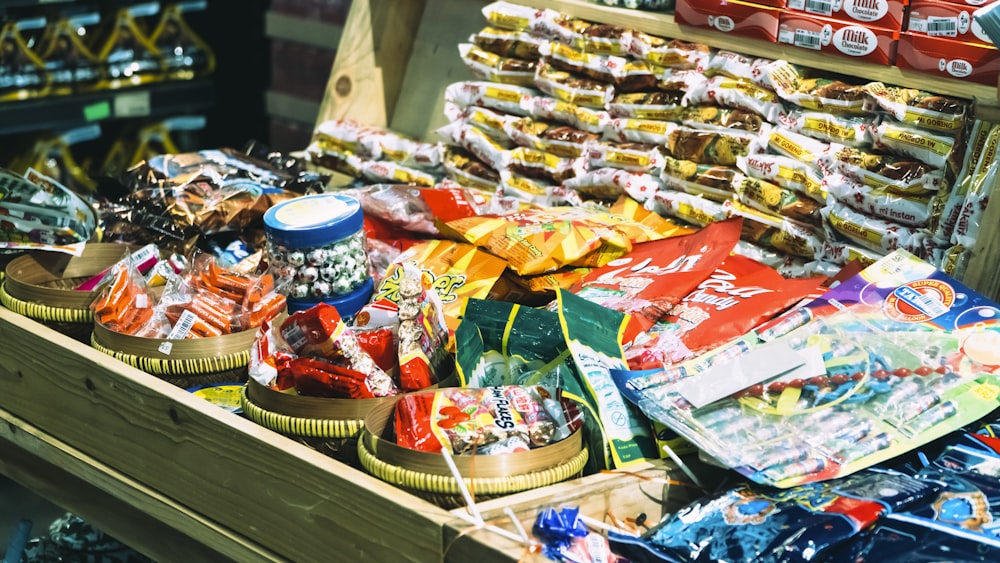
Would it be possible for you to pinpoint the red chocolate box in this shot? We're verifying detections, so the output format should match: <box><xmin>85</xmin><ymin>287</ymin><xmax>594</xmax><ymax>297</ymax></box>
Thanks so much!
<box><xmin>896</xmin><ymin>32</ymin><xmax>1000</xmax><ymax>85</ymax></box>
<box><xmin>785</xmin><ymin>0</ymin><xmax>907</xmax><ymax>31</ymax></box>
<box><xmin>908</xmin><ymin>0</ymin><xmax>994</xmax><ymax>45</ymax></box>
<box><xmin>778</xmin><ymin>12</ymin><xmax>899</xmax><ymax>64</ymax></box>
<box><xmin>675</xmin><ymin>0</ymin><xmax>782</xmax><ymax>43</ymax></box>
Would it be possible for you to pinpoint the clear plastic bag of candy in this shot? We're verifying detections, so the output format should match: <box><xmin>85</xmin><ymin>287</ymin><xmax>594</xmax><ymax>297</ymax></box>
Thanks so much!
<box><xmin>620</xmin><ymin>250</ymin><xmax>1000</xmax><ymax>488</ymax></box>
<box><xmin>394</xmin><ymin>384</ymin><xmax>584</xmax><ymax>454</ymax></box>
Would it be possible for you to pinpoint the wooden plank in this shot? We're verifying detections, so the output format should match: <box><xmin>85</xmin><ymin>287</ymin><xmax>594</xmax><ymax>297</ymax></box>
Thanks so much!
<box><xmin>962</xmin><ymin>172</ymin><xmax>1000</xmax><ymax>301</ymax></box>
<box><xmin>0</xmin><ymin>408</ymin><xmax>270</xmax><ymax>562</ymax></box>
<box><xmin>316</xmin><ymin>0</ymin><xmax>428</xmax><ymax>128</ymax></box>
<box><xmin>265</xmin><ymin>11</ymin><xmax>344</xmax><ymax>50</ymax></box>
<box><xmin>266</xmin><ymin>90</ymin><xmax>322</xmax><ymax>124</ymax></box>
<box><xmin>442</xmin><ymin>460</ymin><xmax>717</xmax><ymax>561</ymax></box>
<box><xmin>511</xmin><ymin>0</ymin><xmax>1000</xmax><ymax>107</ymax></box>
<box><xmin>388</xmin><ymin>0</ymin><xmax>492</xmax><ymax>139</ymax></box>
<box><xmin>0</xmin><ymin>309</ymin><xmax>451</xmax><ymax>563</ymax></box>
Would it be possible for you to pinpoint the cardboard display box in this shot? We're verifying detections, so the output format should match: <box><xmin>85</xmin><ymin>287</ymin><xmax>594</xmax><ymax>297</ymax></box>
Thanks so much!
<box><xmin>778</xmin><ymin>12</ymin><xmax>899</xmax><ymax>64</ymax></box>
<box><xmin>908</xmin><ymin>0</ymin><xmax>995</xmax><ymax>45</ymax></box>
<box><xmin>896</xmin><ymin>31</ymin><xmax>1000</xmax><ymax>85</ymax></box>
<box><xmin>675</xmin><ymin>0</ymin><xmax>782</xmax><ymax>43</ymax></box>
<box><xmin>786</xmin><ymin>0</ymin><xmax>907</xmax><ymax>31</ymax></box>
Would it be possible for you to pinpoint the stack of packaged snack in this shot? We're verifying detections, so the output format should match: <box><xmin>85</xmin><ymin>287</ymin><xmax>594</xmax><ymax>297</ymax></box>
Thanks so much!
<box><xmin>421</xmin><ymin>1</ymin><xmax>990</xmax><ymax>283</ymax></box>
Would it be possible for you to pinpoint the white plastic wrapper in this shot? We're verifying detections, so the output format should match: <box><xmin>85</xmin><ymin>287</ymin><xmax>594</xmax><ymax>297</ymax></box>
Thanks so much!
<box><xmin>776</xmin><ymin>108</ymin><xmax>873</xmax><ymax>148</ymax></box>
<box><xmin>824</xmin><ymin>173</ymin><xmax>932</xmax><ymax>228</ymax></box>
<box><xmin>732</xmin><ymin>173</ymin><xmax>823</xmax><ymax>225</ymax></box>
<box><xmin>704</xmin><ymin>50</ymin><xmax>767</xmax><ymax>80</ymax></box>
<box><xmin>606</xmin><ymin>90</ymin><xmax>683</xmax><ymax>120</ymax></box>
<box><xmin>586</xmin><ymin>142</ymin><xmax>665</xmax><ymax>173</ymax></box>
<box><xmin>565</xmin><ymin>22</ymin><xmax>631</xmax><ymax>56</ymax></box>
<box><xmin>472</xmin><ymin>26</ymin><xmax>544</xmax><ymax>60</ymax></box>
<box><xmin>819</xmin><ymin>238</ymin><xmax>885</xmax><ymax>267</ymax></box>
<box><xmin>522</xmin><ymin>95</ymin><xmax>610</xmax><ymax>134</ymax></box>
<box><xmin>444</xmin><ymin>81</ymin><xmax>537</xmax><ymax>117</ymax></box>
<box><xmin>305</xmin><ymin>141</ymin><xmax>364</xmax><ymax>177</ymax></box>
<box><xmin>358</xmin><ymin>131</ymin><xmax>444</xmax><ymax>171</ymax></box>
<box><xmin>821</xmin><ymin>201</ymin><xmax>928</xmax><ymax>256</ymax></box>
<box><xmin>767</xmin><ymin>127</ymin><xmax>831</xmax><ymax>167</ymax></box>
<box><xmin>818</xmin><ymin>144</ymin><xmax>946</xmax><ymax>196</ymax></box>
<box><xmin>498</xmin><ymin>169</ymin><xmax>583</xmax><ymax>207</ymax></box>
<box><xmin>952</xmin><ymin>145</ymin><xmax>1000</xmax><ymax>249</ymax></box>
<box><xmin>666</xmin><ymin>125</ymin><xmax>765</xmax><ymax>166</ymax></box>
<box><xmin>505</xmin><ymin>117</ymin><xmax>599</xmax><ymax>158</ymax></box>
<box><xmin>760</xmin><ymin>61</ymin><xmax>869</xmax><ymax>114</ymax></box>
<box><xmin>733</xmin><ymin>240</ymin><xmax>802</xmax><ymax>271</ymax></box>
<box><xmin>802</xmin><ymin>260</ymin><xmax>840</xmax><ymax>277</ymax></box>
<box><xmin>934</xmin><ymin>120</ymin><xmax>994</xmax><ymax>243</ymax></box>
<box><xmin>684</xmin><ymin>75</ymin><xmax>785</xmax><ymax>123</ymax></box>
<box><xmin>443</xmin><ymin>148</ymin><xmax>501</xmax><ymax>191</ymax></box>
<box><xmin>730</xmin><ymin>201</ymin><xmax>825</xmax><ymax>259</ymax></box>
<box><xmin>538</xmin><ymin>40</ymin><xmax>628</xmax><ymax>83</ymax></box>
<box><xmin>507</xmin><ymin>146</ymin><xmax>585</xmax><ymax>184</ymax></box>
<box><xmin>458</xmin><ymin>43</ymin><xmax>536</xmax><ymax>86</ymax></box>
<box><xmin>360</xmin><ymin>159</ymin><xmax>438</xmax><ymax>187</ymax></box>
<box><xmin>563</xmin><ymin>167</ymin><xmax>663</xmax><ymax>203</ymax></box>
<box><xmin>435</xmin><ymin>121</ymin><xmax>509</xmax><ymax>170</ymax></box>
<box><xmin>444</xmin><ymin>102</ymin><xmax>519</xmax><ymax>146</ymax></box>
<box><xmin>736</xmin><ymin>154</ymin><xmax>825</xmax><ymax>202</ymax></box>
<box><xmin>626</xmin><ymin>32</ymin><xmax>711</xmax><ymax>70</ymax></box>
<box><xmin>863</xmin><ymin>82</ymin><xmax>969</xmax><ymax>134</ymax></box>
<box><xmin>313</xmin><ymin>119</ymin><xmax>377</xmax><ymax>156</ymax></box>
<box><xmin>661</xmin><ymin>157</ymin><xmax>739</xmax><ymax>202</ymax></box>
<box><xmin>603</xmin><ymin>117</ymin><xmax>677</xmax><ymax>145</ymax></box>
<box><xmin>681</xmin><ymin>105</ymin><xmax>766</xmax><ymax>133</ymax></box>
<box><xmin>646</xmin><ymin>189</ymin><xmax>731</xmax><ymax>227</ymax></box>
<box><xmin>534</xmin><ymin>60</ymin><xmax>615</xmax><ymax>108</ymax></box>
<box><xmin>872</xmin><ymin>119</ymin><xmax>958</xmax><ymax>170</ymax></box>
<box><xmin>481</xmin><ymin>1</ymin><xmax>573</xmax><ymax>43</ymax></box>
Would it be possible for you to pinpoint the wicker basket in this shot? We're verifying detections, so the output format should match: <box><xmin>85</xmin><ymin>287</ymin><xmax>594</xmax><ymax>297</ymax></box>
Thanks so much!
<box><xmin>357</xmin><ymin>396</ymin><xmax>589</xmax><ymax>509</ymax></box>
<box><xmin>0</xmin><ymin>244</ymin><xmax>133</xmax><ymax>342</ymax></box>
<box><xmin>241</xmin><ymin>373</ymin><xmax>459</xmax><ymax>467</ymax></box>
<box><xmin>91</xmin><ymin>321</ymin><xmax>262</xmax><ymax>389</ymax></box>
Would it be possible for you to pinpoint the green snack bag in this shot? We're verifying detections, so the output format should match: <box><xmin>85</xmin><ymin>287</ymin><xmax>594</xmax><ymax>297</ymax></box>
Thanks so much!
<box><xmin>456</xmin><ymin>298</ymin><xmax>609</xmax><ymax>472</ymax></box>
<box><xmin>557</xmin><ymin>289</ymin><xmax>659</xmax><ymax>468</ymax></box>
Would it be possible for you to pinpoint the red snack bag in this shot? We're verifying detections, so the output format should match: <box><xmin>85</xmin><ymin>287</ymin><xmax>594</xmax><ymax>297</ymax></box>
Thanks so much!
<box><xmin>351</xmin><ymin>327</ymin><xmax>398</xmax><ymax>374</ymax></box>
<box><xmin>666</xmin><ymin>254</ymin><xmax>826</xmax><ymax>353</ymax></box>
<box><xmin>289</xmin><ymin>357</ymin><xmax>384</xmax><ymax>399</ymax></box>
<box><xmin>571</xmin><ymin>218</ymin><xmax>743</xmax><ymax>334</ymax></box>
<box><xmin>280</xmin><ymin>303</ymin><xmax>399</xmax><ymax>397</ymax></box>
<box><xmin>394</xmin><ymin>385</ymin><xmax>582</xmax><ymax>454</ymax></box>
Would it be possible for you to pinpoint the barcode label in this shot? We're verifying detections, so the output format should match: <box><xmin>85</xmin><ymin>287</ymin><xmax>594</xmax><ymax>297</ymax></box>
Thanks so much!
<box><xmin>806</xmin><ymin>0</ymin><xmax>833</xmax><ymax>15</ymax></box>
<box><xmin>928</xmin><ymin>17</ymin><xmax>958</xmax><ymax>36</ymax></box>
<box><xmin>794</xmin><ymin>30</ymin><xmax>822</xmax><ymax>50</ymax></box>
<box><xmin>168</xmin><ymin>309</ymin><xmax>198</xmax><ymax>340</ymax></box>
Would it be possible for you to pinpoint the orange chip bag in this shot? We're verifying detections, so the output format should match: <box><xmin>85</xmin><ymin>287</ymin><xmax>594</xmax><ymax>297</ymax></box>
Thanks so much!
<box><xmin>373</xmin><ymin>240</ymin><xmax>508</xmax><ymax>337</ymax></box>
<box><xmin>666</xmin><ymin>254</ymin><xmax>826</xmax><ymax>353</ymax></box>
<box><xmin>442</xmin><ymin>205</ymin><xmax>676</xmax><ymax>276</ymax></box>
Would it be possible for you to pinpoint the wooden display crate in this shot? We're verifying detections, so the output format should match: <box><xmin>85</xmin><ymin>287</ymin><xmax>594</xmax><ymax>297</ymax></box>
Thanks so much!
<box><xmin>4</xmin><ymin>0</ymin><xmax>1000</xmax><ymax>561</ymax></box>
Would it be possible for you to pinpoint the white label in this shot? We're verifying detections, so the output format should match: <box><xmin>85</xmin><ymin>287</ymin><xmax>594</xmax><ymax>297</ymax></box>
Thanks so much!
<box><xmin>114</xmin><ymin>91</ymin><xmax>151</xmax><ymax>118</ymax></box>
<box><xmin>788</xmin><ymin>0</ymin><xmax>806</xmax><ymax>8</ymax></box>
<box><xmin>157</xmin><ymin>342</ymin><xmax>173</xmax><ymax>355</ymax></box>
<box><xmin>928</xmin><ymin>16</ymin><xmax>959</xmax><ymax>36</ymax></box>
<box><xmin>946</xmin><ymin>59</ymin><xmax>975</xmax><ymax>77</ymax></box>
<box><xmin>167</xmin><ymin>310</ymin><xmax>198</xmax><ymax>340</ymax></box>
<box><xmin>676</xmin><ymin>341</ymin><xmax>812</xmax><ymax>408</ymax></box>
<box><xmin>959</xmin><ymin>11</ymin><xmax>972</xmax><ymax>34</ymax></box>
<box><xmin>843</xmin><ymin>0</ymin><xmax>889</xmax><ymax>22</ymax></box>
<box><xmin>713</xmin><ymin>16</ymin><xmax>735</xmax><ymax>32</ymax></box>
<box><xmin>806</xmin><ymin>0</ymin><xmax>834</xmax><ymax>15</ymax></box>
<box><xmin>833</xmin><ymin>26</ymin><xmax>879</xmax><ymax>56</ymax></box>
<box><xmin>794</xmin><ymin>29</ymin><xmax>823</xmax><ymax>49</ymax></box>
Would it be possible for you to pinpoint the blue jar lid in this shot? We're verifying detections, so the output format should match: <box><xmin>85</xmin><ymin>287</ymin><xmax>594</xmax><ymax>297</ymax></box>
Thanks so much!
<box><xmin>263</xmin><ymin>193</ymin><xmax>364</xmax><ymax>249</ymax></box>
<box><xmin>287</xmin><ymin>276</ymin><xmax>374</xmax><ymax>320</ymax></box>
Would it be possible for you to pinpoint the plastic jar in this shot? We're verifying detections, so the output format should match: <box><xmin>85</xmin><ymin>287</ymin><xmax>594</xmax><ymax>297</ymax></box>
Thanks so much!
<box><xmin>264</xmin><ymin>193</ymin><xmax>371</xmax><ymax>309</ymax></box>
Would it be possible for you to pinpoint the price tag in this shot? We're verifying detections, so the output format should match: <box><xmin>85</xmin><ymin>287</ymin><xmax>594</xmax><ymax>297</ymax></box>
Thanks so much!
<box><xmin>114</xmin><ymin>91</ymin><xmax>152</xmax><ymax>118</ymax></box>
<box><xmin>83</xmin><ymin>101</ymin><xmax>111</xmax><ymax>122</ymax></box>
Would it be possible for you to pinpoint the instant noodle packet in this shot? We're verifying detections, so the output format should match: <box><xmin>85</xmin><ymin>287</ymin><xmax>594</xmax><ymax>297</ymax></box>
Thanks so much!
<box><xmin>444</xmin><ymin>80</ymin><xmax>536</xmax><ymax>117</ymax></box>
<box><xmin>647</xmin><ymin>190</ymin><xmax>732</xmax><ymax>227</ymax></box>
<box><xmin>863</xmin><ymin>82</ymin><xmax>969</xmax><ymax>134</ymax></box>
<box><xmin>822</xmin><ymin>201</ymin><xmax>927</xmax><ymax>257</ymax></box>
<box><xmin>737</xmin><ymin>153</ymin><xmax>826</xmax><ymax>202</ymax></box>
<box><xmin>522</xmin><ymin>95</ymin><xmax>610</xmax><ymax>134</ymax></box>
<box><xmin>534</xmin><ymin>60</ymin><xmax>615</xmax><ymax>109</ymax></box>
<box><xmin>819</xmin><ymin>144</ymin><xmax>945</xmax><ymax>196</ymax></box>
<box><xmin>660</xmin><ymin>157</ymin><xmax>739</xmax><ymax>202</ymax></box>
<box><xmin>564</xmin><ymin>167</ymin><xmax>664</xmax><ymax>203</ymax></box>
<box><xmin>584</xmin><ymin>142</ymin><xmax>665</xmax><ymax>174</ymax></box>
<box><xmin>481</xmin><ymin>1</ymin><xmax>573</xmax><ymax>43</ymax></box>
<box><xmin>684</xmin><ymin>75</ymin><xmax>785</xmax><ymax>124</ymax></box>
<box><xmin>666</xmin><ymin>125</ymin><xmax>762</xmax><ymax>167</ymax></box>
<box><xmin>825</xmin><ymin>173</ymin><xmax>934</xmax><ymax>228</ymax></box>
<box><xmin>459</xmin><ymin>43</ymin><xmax>536</xmax><ymax>86</ymax></box>
<box><xmin>471</xmin><ymin>25</ymin><xmax>543</xmax><ymax>60</ymax></box>
<box><xmin>733</xmin><ymin>173</ymin><xmax>823</xmax><ymax>225</ymax></box>
<box><xmin>506</xmin><ymin>117</ymin><xmax>598</xmax><ymax>158</ymax></box>
<box><xmin>872</xmin><ymin>119</ymin><xmax>958</xmax><ymax>170</ymax></box>
<box><xmin>443</xmin><ymin>103</ymin><xmax>519</xmax><ymax>145</ymax></box>
<box><xmin>606</xmin><ymin>90</ymin><xmax>684</xmax><ymax>120</ymax></box>
<box><xmin>626</xmin><ymin>32</ymin><xmax>711</xmax><ymax>70</ymax></box>
<box><xmin>776</xmin><ymin>108</ymin><xmax>874</xmax><ymax>148</ymax></box>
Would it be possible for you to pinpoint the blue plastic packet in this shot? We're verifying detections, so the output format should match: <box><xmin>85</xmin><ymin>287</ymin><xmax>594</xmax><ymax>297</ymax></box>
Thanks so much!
<box><xmin>832</xmin><ymin>513</ymin><xmax>1000</xmax><ymax>562</ymax></box>
<box><xmin>609</xmin><ymin>469</ymin><xmax>936</xmax><ymax>563</ymax></box>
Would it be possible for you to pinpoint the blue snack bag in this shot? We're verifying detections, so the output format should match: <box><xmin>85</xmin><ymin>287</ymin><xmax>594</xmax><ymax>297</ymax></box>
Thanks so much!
<box><xmin>609</xmin><ymin>469</ymin><xmax>936</xmax><ymax>563</ymax></box>
<box><xmin>832</xmin><ymin>514</ymin><xmax>1000</xmax><ymax>562</ymax></box>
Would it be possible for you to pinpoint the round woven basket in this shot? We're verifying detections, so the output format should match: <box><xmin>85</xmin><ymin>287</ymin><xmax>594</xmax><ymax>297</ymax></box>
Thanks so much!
<box><xmin>241</xmin><ymin>373</ymin><xmax>458</xmax><ymax>466</ymax></box>
<box><xmin>91</xmin><ymin>320</ymin><xmax>261</xmax><ymax>388</ymax></box>
<box><xmin>357</xmin><ymin>396</ymin><xmax>588</xmax><ymax>509</ymax></box>
<box><xmin>1</xmin><ymin>244</ymin><xmax>133</xmax><ymax>342</ymax></box>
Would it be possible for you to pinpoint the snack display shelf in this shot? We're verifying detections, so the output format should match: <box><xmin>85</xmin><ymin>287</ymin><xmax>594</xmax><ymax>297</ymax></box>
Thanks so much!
<box><xmin>0</xmin><ymin>79</ymin><xmax>215</xmax><ymax>136</ymax></box>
